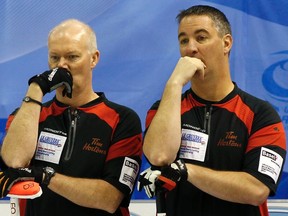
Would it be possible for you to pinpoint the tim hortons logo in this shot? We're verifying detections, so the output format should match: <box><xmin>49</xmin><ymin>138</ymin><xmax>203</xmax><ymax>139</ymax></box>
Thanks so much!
<box><xmin>83</xmin><ymin>138</ymin><xmax>106</xmax><ymax>155</ymax></box>
<box><xmin>217</xmin><ymin>131</ymin><xmax>242</xmax><ymax>148</ymax></box>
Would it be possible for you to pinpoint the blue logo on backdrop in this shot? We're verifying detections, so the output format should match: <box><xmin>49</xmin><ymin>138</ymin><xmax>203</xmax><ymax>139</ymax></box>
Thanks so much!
<box><xmin>262</xmin><ymin>51</ymin><xmax>288</xmax><ymax>125</ymax></box>
<box><xmin>262</xmin><ymin>51</ymin><xmax>288</xmax><ymax>102</ymax></box>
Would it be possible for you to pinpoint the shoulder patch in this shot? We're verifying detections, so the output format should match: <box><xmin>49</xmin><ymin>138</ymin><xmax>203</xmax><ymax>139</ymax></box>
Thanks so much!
<box><xmin>119</xmin><ymin>157</ymin><xmax>139</xmax><ymax>192</ymax></box>
<box><xmin>258</xmin><ymin>147</ymin><xmax>283</xmax><ymax>183</ymax></box>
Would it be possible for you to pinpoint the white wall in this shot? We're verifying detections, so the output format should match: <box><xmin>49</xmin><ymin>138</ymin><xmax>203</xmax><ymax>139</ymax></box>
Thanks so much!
<box><xmin>1</xmin><ymin>200</ymin><xmax>288</xmax><ymax>216</ymax></box>
<box><xmin>0</xmin><ymin>200</ymin><xmax>156</xmax><ymax>216</ymax></box>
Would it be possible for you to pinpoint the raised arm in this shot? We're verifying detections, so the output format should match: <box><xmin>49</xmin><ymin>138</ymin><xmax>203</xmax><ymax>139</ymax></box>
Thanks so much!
<box><xmin>143</xmin><ymin>57</ymin><xmax>205</xmax><ymax>166</ymax></box>
<box><xmin>1</xmin><ymin>68</ymin><xmax>72</xmax><ymax>168</ymax></box>
<box><xmin>1</xmin><ymin>83</ymin><xmax>43</xmax><ymax>167</ymax></box>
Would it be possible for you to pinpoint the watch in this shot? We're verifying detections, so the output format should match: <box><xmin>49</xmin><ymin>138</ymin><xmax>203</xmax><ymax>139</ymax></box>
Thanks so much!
<box><xmin>22</xmin><ymin>96</ymin><xmax>42</xmax><ymax>106</ymax></box>
<box><xmin>42</xmin><ymin>167</ymin><xmax>56</xmax><ymax>185</ymax></box>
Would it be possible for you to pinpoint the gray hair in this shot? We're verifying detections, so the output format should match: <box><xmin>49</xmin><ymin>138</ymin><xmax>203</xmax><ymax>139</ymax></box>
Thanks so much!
<box><xmin>176</xmin><ymin>5</ymin><xmax>232</xmax><ymax>37</ymax></box>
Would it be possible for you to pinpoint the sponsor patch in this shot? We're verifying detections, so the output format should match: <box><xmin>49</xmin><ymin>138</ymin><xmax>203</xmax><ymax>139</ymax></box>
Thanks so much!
<box><xmin>119</xmin><ymin>157</ymin><xmax>139</xmax><ymax>193</ymax></box>
<box><xmin>35</xmin><ymin>131</ymin><xmax>66</xmax><ymax>164</ymax></box>
<box><xmin>258</xmin><ymin>147</ymin><xmax>283</xmax><ymax>183</ymax></box>
<box><xmin>179</xmin><ymin>129</ymin><xmax>209</xmax><ymax>162</ymax></box>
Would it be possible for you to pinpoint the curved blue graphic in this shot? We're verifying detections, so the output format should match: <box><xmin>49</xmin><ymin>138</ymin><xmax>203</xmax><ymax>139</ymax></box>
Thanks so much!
<box><xmin>206</xmin><ymin>0</ymin><xmax>288</xmax><ymax>26</ymax></box>
<box><xmin>262</xmin><ymin>52</ymin><xmax>288</xmax><ymax>101</ymax></box>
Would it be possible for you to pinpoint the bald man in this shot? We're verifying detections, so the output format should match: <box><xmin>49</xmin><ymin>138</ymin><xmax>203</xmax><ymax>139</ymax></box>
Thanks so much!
<box><xmin>1</xmin><ymin>19</ymin><xmax>142</xmax><ymax>216</ymax></box>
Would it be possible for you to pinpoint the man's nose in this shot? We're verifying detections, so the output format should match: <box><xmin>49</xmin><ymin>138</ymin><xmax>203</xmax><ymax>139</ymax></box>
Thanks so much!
<box><xmin>186</xmin><ymin>41</ymin><xmax>198</xmax><ymax>56</ymax></box>
<box><xmin>57</xmin><ymin>57</ymin><xmax>68</xmax><ymax>68</ymax></box>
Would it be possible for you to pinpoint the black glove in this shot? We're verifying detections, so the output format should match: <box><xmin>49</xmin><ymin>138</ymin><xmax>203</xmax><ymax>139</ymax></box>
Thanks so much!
<box><xmin>0</xmin><ymin>167</ymin><xmax>43</xmax><ymax>198</ymax></box>
<box><xmin>161</xmin><ymin>159</ymin><xmax>188</xmax><ymax>182</ymax></box>
<box><xmin>28</xmin><ymin>67</ymin><xmax>73</xmax><ymax>98</ymax></box>
<box><xmin>155</xmin><ymin>159</ymin><xmax>188</xmax><ymax>192</ymax></box>
<box><xmin>0</xmin><ymin>156</ymin><xmax>8</xmax><ymax>171</ymax></box>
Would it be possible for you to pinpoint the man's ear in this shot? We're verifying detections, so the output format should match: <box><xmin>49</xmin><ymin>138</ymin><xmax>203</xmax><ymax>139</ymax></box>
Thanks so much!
<box><xmin>91</xmin><ymin>50</ymin><xmax>100</xmax><ymax>68</ymax></box>
<box><xmin>223</xmin><ymin>34</ymin><xmax>233</xmax><ymax>55</ymax></box>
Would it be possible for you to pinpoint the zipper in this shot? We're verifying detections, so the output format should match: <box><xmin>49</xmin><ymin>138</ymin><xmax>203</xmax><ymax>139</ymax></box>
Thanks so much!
<box><xmin>203</xmin><ymin>105</ymin><xmax>212</xmax><ymax>134</ymax></box>
<box><xmin>64</xmin><ymin>108</ymin><xmax>78</xmax><ymax>161</ymax></box>
<box><xmin>203</xmin><ymin>105</ymin><xmax>212</xmax><ymax>161</ymax></box>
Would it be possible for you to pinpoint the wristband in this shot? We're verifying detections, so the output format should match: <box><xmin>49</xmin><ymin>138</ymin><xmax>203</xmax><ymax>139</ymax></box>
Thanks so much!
<box><xmin>22</xmin><ymin>96</ymin><xmax>42</xmax><ymax>106</ymax></box>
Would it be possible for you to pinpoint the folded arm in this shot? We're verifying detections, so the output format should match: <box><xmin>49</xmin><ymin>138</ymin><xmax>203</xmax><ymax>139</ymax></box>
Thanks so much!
<box><xmin>49</xmin><ymin>173</ymin><xmax>124</xmax><ymax>213</ymax></box>
<box><xmin>186</xmin><ymin>163</ymin><xmax>270</xmax><ymax>205</ymax></box>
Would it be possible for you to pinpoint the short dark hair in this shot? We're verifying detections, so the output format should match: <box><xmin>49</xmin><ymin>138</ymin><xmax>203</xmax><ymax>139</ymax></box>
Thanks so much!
<box><xmin>176</xmin><ymin>5</ymin><xmax>232</xmax><ymax>36</ymax></box>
